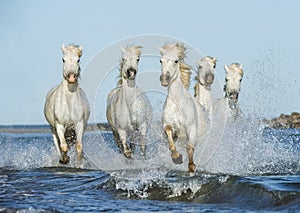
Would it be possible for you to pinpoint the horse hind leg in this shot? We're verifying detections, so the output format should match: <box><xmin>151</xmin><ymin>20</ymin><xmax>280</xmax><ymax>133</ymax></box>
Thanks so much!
<box><xmin>165</xmin><ymin>125</ymin><xmax>182</xmax><ymax>164</ymax></box>
<box><xmin>65</xmin><ymin>128</ymin><xmax>77</xmax><ymax>146</ymax></box>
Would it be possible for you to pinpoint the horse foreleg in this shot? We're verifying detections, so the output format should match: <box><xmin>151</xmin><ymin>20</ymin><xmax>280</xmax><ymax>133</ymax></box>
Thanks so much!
<box><xmin>187</xmin><ymin>143</ymin><xmax>196</xmax><ymax>174</ymax></box>
<box><xmin>112</xmin><ymin>129</ymin><xmax>122</xmax><ymax>153</ymax></box>
<box><xmin>56</xmin><ymin>124</ymin><xmax>70</xmax><ymax>164</ymax></box>
<box><xmin>50</xmin><ymin>126</ymin><xmax>61</xmax><ymax>155</ymax></box>
<box><xmin>165</xmin><ymin>125</ymin><xmax>182</xmax><ymax>164</ymax></box>
<box><xmin>138</xmin><ymin>125</ymin><xmax>147</xmax><ymax>158</ymax></box>
<box><xmin>118</xmin><ymin>130</ymin><xmax>131</xmax><ymax>158</ymax></box>
<box><xmin>75</xmin><ymin>123</ymin><xmax>84</xmax><ymax>162</ymax></box>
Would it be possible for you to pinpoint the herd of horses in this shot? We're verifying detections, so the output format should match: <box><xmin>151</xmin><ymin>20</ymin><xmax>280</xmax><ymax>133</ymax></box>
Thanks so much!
<box><xmin>44</xmin><ymin>42</ymin><xmax>244</xmax><ymax>174</ymax></box>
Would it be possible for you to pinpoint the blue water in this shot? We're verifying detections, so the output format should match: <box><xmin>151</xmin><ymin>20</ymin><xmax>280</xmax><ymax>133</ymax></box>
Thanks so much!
<box><xmin>0</xmin><ymin>121</ymin><xmax>299</xmax><ymax>212</ymax></box>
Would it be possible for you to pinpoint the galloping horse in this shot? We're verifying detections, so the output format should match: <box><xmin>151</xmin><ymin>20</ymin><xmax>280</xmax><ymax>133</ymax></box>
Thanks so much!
<box><xmin>159</xmin><ymin>42</ymin><xmax>208</xmax><ymax>174</ymax></box>
<box><xmin>194</xmin><ymin>56</ymin><xmax>217</xmax><ymax>116</ymax></box>
<box><xmin>44</xmin><ymin>44</ymin><xmax>90</xmax><ymax>164</ymax></box>
<box><xmin>213</xmin><ymin>63</ymin><xmax>244</xmax><ymax>119</ymax></box>
<box><xmin>224</xmin><ymin>63</ymin><xmax>244</xmax><ymax>113</ymax></box>
<box><xmin>106</xmin><ymin>45</ymin><xmax>152</xmax><ymax>158</ymax></box>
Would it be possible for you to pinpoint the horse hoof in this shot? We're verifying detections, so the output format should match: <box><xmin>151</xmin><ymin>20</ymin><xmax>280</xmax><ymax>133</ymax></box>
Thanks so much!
<box><xmin>124</xmin><ymin>151</ymin><xmax>131</xmax><ymax>159</ymax></box>
<box><xmin>59</xmin><ymin>155</ymin><xmax>70</xmax><ymax>164</ymax></box>
<box><xmin>188</xmin><ymin>163</ymin><xmax>196</xmax><ymax>173</ymax></box>
<box><xmin>172</xmin><ymin>153</ymin><xmax>183</xmax><ymax>164</ymax></box>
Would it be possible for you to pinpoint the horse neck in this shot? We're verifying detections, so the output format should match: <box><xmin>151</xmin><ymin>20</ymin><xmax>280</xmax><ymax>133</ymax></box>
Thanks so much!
<box><xmin>196</xmin><ymin>83</ymin><xmax>212</xmax><ymax>114</ymax></box>
<box><xmin>167</xmin><ymin>76</ymin><xmax>189</xmax><ymax>102</ymax></box>
<box><xmin>119</xmin><ymin>79</ymin><xmax>137</xmax><ymax>104</ymax></box>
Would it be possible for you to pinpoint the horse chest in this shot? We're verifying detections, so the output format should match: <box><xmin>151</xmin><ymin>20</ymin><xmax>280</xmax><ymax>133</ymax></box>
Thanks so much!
<box><xmin>163</xmin><ymin>91</ymin><xmax>197</xmax><ymax>130</ymax></box>
<box><xmin>55</xmin><ymin>93</ymin><xmax>84</xmax><ymax>125</ymax></box>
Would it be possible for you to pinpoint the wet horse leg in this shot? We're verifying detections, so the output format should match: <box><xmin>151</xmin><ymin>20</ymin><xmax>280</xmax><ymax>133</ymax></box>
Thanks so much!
<box><xmin>138</xmin><ymin>124</ymin><xmax>147</xmax><ymax>158</ymax></box>
<box><xmin>50</xmin><ymin>126</ymin><xmax>61</xmax><ymax>155</ymax></box>
<box><xmin>165</xmin><ymin>125</ymin><xmax>183</xmax><ymax>164</ymax></box>
<box><xmin>118</xmin><ymin>129</ymin><xmax>131</xmax><ymax>158</ymax></box>
<box><xmin>75</xmin><ymin>122</ymin><xmax>84</xmax><ymax>162</ymax></box>
<box><xmin>187</xmin><ymin>143</ymin><xmax>196</xmax><ymax>174</ymax></box>
<box><xmin>56</xmin><ymin>124</ymin><xmax>70</xmax><ymax>164</ymax></box>
<box><xmin>112</xmin><ymin>129</ymin><xmax>122</xmax><ymax>153</ymax></box>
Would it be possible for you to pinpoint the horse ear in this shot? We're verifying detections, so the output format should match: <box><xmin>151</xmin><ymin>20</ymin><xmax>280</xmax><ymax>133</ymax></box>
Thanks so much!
<box><xmin>78</xmin><ymin>45</ymin><xmax>83</xmax><ymax>57</ymax></box>
<box><xmin>212</xmin><ymin>57</ymin><xmax>217</xmax><ymax>66</ymax></box>
<box><xmin>61</xmin><ymin>44</ymin><xmax>67</xmax><ymax>54</ymax></box>
<box><xmin>239</xmin><ymin>64</ymin><xmax>244</xmax><ymax>77</ymax></box>
<box><xmin>120</xmin><ymin>46</ymin><xmax>126</xmax><ymax>54</ymax></box>
<box><xmin>159</xmin><ymin>47</ymin><xmax>166</xmax><ymax>55</ymax></box>
<box><xmin>224</xmin><ymin>64</ymin><xmax>230</xmax><ymax>73</ymax></box>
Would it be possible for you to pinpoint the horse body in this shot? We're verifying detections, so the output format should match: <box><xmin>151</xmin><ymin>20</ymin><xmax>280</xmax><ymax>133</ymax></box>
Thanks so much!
<box><xmin>106</xmin><ymin>46</ymin><xmax>151</xmax><ymax>158</ymax></box>
<box><xmin>194</xmin><ymin>56</ymin><xmax>217</xmax><ymax>117</ymax></box>
<box><xmin>44</xmin><ymin>44</ymin><xmax>90</xmax><ymax>164</ymax></box>
<box><xmin>160</xmin><ymin>42</ymin><xmax>208</xmax><ymax>174</ymax></box>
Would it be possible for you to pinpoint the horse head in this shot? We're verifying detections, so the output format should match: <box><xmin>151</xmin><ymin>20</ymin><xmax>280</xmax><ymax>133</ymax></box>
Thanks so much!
<box><xmin>159</xmin><ymin>42</ymin><xmax>190</xmax><ymax>89</ymax></box>
<box><xmin>62</xmin><ymin>44</ymin><xmax>82</xmax><ymax>84</ymax></box>
<box><xmin>197</xmin><ymin>56</ymin><xmax>217</xmax><ymax>90</ymax></box>
<box><xmin>119</xmin><ymin>45</ymin><xmax>142</xmax><ymax>85</ymax></box>
<box><xmin>224</xmin><ymin>63</ymin><xmax>243</xmax><ymax>109</ymax></box>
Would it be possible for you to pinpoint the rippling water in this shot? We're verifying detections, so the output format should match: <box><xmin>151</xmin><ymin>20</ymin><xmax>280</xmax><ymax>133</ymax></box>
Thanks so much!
<box><xmin>0</xmin><ymin>120</ymin><xmax>299</xmax><ymax>212</ymax></box>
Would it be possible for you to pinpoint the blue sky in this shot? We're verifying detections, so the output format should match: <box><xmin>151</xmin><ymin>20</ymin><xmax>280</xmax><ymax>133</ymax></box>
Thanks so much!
<box><xmin>0</xmin><ymin>0</ymin><xmax>299</xmax><ymax>124</ymax></box>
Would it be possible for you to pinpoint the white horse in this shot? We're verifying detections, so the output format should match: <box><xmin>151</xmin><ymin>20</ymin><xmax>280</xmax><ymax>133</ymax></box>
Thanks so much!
<box><xmin>159</xmin><ymin>42</ymin><xmax>208</xmax><ymax>174</ymax></box>
<box><xmin>44</xmin><ymin>44</ymin><xmax>90</xmax><ymax>164</ymax></box>
<box><xmin>194</xmin><ymin>56</ymin><xmax>217</xmax><ymax>116</ymax></box>
<box><xmin>106</xmin><ymin>45</ymin><xmax>152</xmax><ymax>158</ymax></box>
<box><xmin>223</xmin><ymin>63</ymin><xmax>243</xmax><ymax>113</ymax></box>
<box><xmin>213</xmin><ymin>63</ymin><xmax>244</xmax><ymax>117</ymax></box>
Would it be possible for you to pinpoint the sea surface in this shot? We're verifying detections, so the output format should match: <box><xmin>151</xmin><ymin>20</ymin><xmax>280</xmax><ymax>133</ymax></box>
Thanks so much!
<box><xmin>0</xmin><ymin>119</ymin><xmax>299</xmax><ymax>212</ymax></box>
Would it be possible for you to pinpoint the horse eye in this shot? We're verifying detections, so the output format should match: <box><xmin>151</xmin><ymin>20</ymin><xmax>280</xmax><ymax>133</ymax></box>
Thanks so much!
<box><xmin>137</xmin><ymin>58</ymin><xmax>140</xmax><ymax>62</ymax></box>
<box><xmin>225</xmin><ymin>78</ymin><xmax>228</xmax><ymax>82</ymax></box>
<box><xmin>159</xmin><ymin>59</ymin><xmax>162</xmax><ymax>63</ymax></box>
<box><xmin>213</xmin><ymin>65</ymin><xmax>216</xmax><ymax>69</ymax></box>
<box><xmin>62</xmin><ymin>58</ymin><xmax>65</xmax><ymax>63</ymax></box>
<box><xmin>174</xmin><ymin>60</ymin><xmax>178</xmax><ymax>64</ymax></box>
<box><xmin>77</xmin><ymin>59</ymin><xmax>80</xmax><ymax>63</ymax></box>
<box><xmin>239</xmin><ymin>79</ymin><xmax>242</xmax><ymax>82</ymax></box>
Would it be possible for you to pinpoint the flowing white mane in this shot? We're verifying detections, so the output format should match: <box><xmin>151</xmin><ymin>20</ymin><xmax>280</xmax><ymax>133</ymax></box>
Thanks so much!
<box><xmin>63</xmin><ymin>44</ymin><xmax>82</xmax><ymax>57</ymax></box>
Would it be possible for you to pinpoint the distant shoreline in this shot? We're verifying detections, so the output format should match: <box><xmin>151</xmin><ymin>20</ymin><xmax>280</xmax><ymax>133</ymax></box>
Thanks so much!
<box><xmin>0</xmin><ymin>123</ymin><xmax>112</xmax><ymax>133</ymax></box>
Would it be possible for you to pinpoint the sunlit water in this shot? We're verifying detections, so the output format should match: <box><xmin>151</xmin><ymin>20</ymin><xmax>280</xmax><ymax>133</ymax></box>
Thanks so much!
<box><xmin>0</xmin><ymin>116</ymin><xmax>300</xmax><ymax>212</ymax></box>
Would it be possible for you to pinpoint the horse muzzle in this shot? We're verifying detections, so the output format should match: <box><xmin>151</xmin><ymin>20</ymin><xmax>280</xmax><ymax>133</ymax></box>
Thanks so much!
<box><xmin>67</xmin><ymin>73</ymin><xmax>78</xmax><ymax>84</ymax></box>
<box><xmin>205</xmin><ymin>73</ymin><xmax>214</xmax><ymax>85</ymax></box>
<box><xmin>160</xmin><ymin>73</ymin><xmax>170</xmax><ymax>87</ymax></box>
<box><xmin>228</xmin><ymin>92</ymin><xmax>239</xmax><ymax>109</ymax></box>
<box><xmin>127</xmin><ymin>68</ymin><xmax>137</xmax><ymax>80</ymax></box>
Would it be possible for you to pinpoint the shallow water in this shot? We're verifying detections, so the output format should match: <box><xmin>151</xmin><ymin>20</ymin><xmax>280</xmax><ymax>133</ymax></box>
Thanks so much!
<box><xmin>0</xmin><ymin>122</ymin><xmax>299</xmax><ymax>212</ymax></box>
